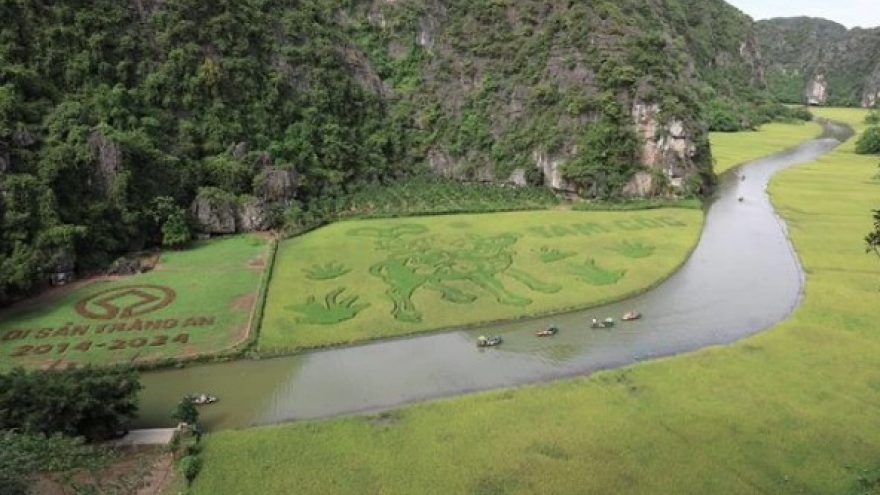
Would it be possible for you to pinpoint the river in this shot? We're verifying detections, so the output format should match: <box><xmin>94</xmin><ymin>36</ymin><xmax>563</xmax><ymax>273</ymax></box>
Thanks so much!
<box><xmin>135</xmin><ymin>122</ymin><xmax>851</xmax><ymax>430</ymax></box>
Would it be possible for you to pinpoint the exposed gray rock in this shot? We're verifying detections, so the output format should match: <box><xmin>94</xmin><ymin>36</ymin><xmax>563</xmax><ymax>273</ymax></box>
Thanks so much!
<box><xmin>532</xmin><ymin>149</ymin><xmax>576</xmax><ymax>193</ymax></box>
<box><xmin>107</xmin><ymin>257</ymin><xmax>142</xmax><ymax>276</ymax></box>
<box><xmin>622</xmin><ymin>171</ymin><xmax>655</xmax><ymax>197</ymax></box>
<box><xmin>12</xmin><ymin>129</ymin><xmax>38</xmax><ymax>147</ymax></box>
<box><xmin>230</xmin><ymin>141</ymin><xmax>249</xmax><ymax>160</ymax></box>
<box><xmin>190</xmin><ymin>191</ymin><xmax>237</xmax><ymax>234</ymax></box>
<box><xmin>805</xmin><ymin>74</ymin><xmax>827</xmax><ymax>105</ymax></box>
<box><xmin>0</xmin><ymin>150</ymin><xmax>9</xmax><ymax>174</ymax></box>
<box><xmin>255</xmin><ymin>167</ymin><xmax>297</xmax><ymax>202</ymax></box>
<box><xmin>237</xmin><ymin>197</ymin><xmax>271</xmax><ymax>231</ymax></box>
<box><xmin>87</xmin><ymin>129</ymin><xmax>122</xmax><ymax>196</ymax></box>
<box><xmin>630</xmin><ymin>101</ymin><xmax>696</xmax><ymax>195</ymax></box>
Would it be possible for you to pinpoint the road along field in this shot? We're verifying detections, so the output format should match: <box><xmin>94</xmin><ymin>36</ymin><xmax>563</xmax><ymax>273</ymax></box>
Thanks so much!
<box><xmin>259</xmin><ymin>208</ymin><xmax>704</xmax><ymax>353</ymax></box>
<box><xmin>0</xmin><ymin>235</ymin><xmax>271</xmax><ymax>371</ymax></box>
<box><xmin>190</xmin><ymin>111</ymin><xmax>880</xmax><ymax>494</ymax></box>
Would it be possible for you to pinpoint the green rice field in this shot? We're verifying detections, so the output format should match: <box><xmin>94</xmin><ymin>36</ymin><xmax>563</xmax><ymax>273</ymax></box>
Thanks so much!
<box><xmin>259</xmin><ymin>209</ymin><xmax>703</xmax><ymax>352</ymax></box>
<box><xmin>711</xmin><ymin>121</ymin><xmax>824</xmax><ymax>175</ymax></box>
<box><xmin>192</xmin><ymin>109</ymin><xmax>880</xmax><ymax>494</ymax></box>
<box><xmin>0</xmin><ymin>235</ymin><xmax>270</xmax><ymax>371</ymax></box>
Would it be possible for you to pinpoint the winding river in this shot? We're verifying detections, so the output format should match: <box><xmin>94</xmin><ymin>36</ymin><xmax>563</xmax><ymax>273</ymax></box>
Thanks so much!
<box><xmin>135</xmin><ymin>122</ymin><xmax>852</xmax><ymax>430</ymax></box>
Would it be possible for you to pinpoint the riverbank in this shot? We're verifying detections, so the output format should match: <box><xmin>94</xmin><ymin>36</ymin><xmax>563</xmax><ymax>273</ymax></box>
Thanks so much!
<box><xmin>182</xmin><ymin>117</ymin><xmax>877</xmax><ymax>494</ymax></box>
<box><xmin>710</xmin><ymin>120</ymin><xmax>824</xmax><ymax>175</ymax></box>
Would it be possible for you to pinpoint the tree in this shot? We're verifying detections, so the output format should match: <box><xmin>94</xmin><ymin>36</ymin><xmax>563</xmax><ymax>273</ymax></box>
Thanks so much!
<box><xmin>0</xmin><ymin>366</ymin><xmax>142</xmax><ymax>442</ymax></box>
<box><xmin>867</xmin><ymin>208</ymin><xmax>880</xmax><ymax>256</ymax></box>
<box><xmin>161</xmin><ymin>210</ymin><xmax>191</xmax><ymax>248</ymax></box>
<box><xmin>172</xmin><ymin>397</ymin><xmax>199</xmax><ymax>426</ymax></box>
<box><xmin>855</xmin><ymin>126</ymin><xmax>880</xmax><ymax>155</ymax></box>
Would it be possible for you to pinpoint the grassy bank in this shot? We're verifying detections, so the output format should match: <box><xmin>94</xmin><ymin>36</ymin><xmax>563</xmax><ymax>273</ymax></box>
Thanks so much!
<box><xmin>0</xmin><ymin>235</ymin><xmax>269</xmax><ymax>371</ymax></box>
<box><xmin>192</xmin><ymin>109</ymin><xmax>880</xmax><ymax>495</ymax></box>
<box><xmin>710</xmin><ymin>121</ymin><xmax>824</xmax><ymax>175</ymax></box>
<box><xmin>259</xmin><ymin>209</ymin><xmax>703</xmax><ymax>353</ymax></box>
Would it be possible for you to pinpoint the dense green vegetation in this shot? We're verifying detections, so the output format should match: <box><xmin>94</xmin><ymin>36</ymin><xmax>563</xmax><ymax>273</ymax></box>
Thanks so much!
<box><xmin>1</xmin><ymin>431</ymin><xmax>150</xmax><ymax>495</ymax></box>
<box><xmin>190</xmin><ymin>107</ymin><xmax>880</xmax><ymax>495</ymax></box>
<box><xmin>1</xmin><ymin>0</ymin><xmax>795</xmax><ymax>306</ymax></box>
<box><xmin>285</xmin><ymin>179</ymin><xmax>561</xmax><ymax>233</ymax></box>
<box><xmin>0</xmin><ymin>0</ymin><xmax>413</xmax><ymax>306</ymax></box>
<box><xmin>757</xmin><ymin>17</ymin><xmax>880</xmax><ymax>106</ymax></box>
<box><xmin>0</xmin><ymin>366</ymin><xmax>140</xmax><ymax>442</ymax></box>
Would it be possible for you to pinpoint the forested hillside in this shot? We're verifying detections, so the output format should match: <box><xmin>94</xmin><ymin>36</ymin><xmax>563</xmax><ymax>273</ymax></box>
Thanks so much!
<box><xmin>756</xmin><ymin>17</ymin><xmax>880</xmax><ymax>106</ymax></box>
<box><xmin>0</xmin><ymin>0</ymin><xmax>782</xmax><ymax>304</ymax></box>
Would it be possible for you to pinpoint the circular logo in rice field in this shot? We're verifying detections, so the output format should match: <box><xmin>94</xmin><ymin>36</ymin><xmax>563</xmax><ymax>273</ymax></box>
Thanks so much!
<box><xmin>74</xmin><ymin>285</ymin><xmax>177</xmax><ymax>320</ymax></box>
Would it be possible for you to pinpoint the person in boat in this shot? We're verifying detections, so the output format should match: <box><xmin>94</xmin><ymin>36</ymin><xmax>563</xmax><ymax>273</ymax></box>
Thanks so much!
<box><xmin>592</xmin><ymin>318</ymin><xmax>598</xmax><ymax>325</ymax></box>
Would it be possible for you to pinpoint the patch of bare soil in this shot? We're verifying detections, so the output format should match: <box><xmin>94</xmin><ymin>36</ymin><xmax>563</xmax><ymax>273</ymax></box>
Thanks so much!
<box><xmin>251</xmin><ymin>231</ymin><xmax>279</xmax><ymax>241</ymax></box>
<box><xmin>229</xmin><ymin>293</ymin><xmax>257</xmax><ymax>312</ymax></box>
<box><xmin>137</xmin><ymin>452</ymin><xmax>175</xmax><ymax>495</ymax></box>
<box><xmin>140</xmin><ymin>252</ymin><xmax>162</xmax><ymax>272</ymax></box>
<box><xmin>368</xmin><ymin>411</ymin><xmax>402</xmax><ymax>428</ymax></box>
<box><xmin>247</xmin><ymin>255</ymin><xmax>266</xmax><ymax>269</ymax></box>
<box><xmin>34</xmin><ymin>446</ymin><xmax>171</xmax><ymax>495</ymax></box>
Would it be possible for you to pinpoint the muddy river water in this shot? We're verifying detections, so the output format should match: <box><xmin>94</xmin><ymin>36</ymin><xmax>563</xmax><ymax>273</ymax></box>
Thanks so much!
<box><xmin>135</xmin><ymin>122</ymin><xmax>851</xmax><ymax>430</ymax></box>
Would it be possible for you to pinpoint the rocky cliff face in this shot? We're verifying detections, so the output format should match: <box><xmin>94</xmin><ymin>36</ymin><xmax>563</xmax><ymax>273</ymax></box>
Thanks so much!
<box><xmin>0</xmin><ymin>0</ymin><xmax>772</xmax><ymax>303</ymax></box>
<box><xmin>343</xmin><ymin>0</ymin><xmax>763</xmax><ymax>197</ymax></box>
<box><xmin>756</xmin><ymin>17</ymin><xmax>880</xmax><ymax>106</ymax></box>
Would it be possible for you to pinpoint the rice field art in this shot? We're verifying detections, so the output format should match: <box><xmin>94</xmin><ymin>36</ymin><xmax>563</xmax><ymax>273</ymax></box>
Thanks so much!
<box><xmin>260</xmin><ymin>209</ymin><xmax>703</xmax><ymax>352</ymax></box>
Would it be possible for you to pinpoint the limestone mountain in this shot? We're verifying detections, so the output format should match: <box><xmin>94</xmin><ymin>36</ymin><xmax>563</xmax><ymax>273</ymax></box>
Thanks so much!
<box><xmin>756</xmin><ymin>17</ymin><xmax>880</xmax><ymax>106</ymax></box>
<box><xmin>0</xmin><ymin>0</ymin><xmax>771</xmax><ymax>303</ymax></box>
<box><xmin>346</xmin><ymin>0</ymin><xmax>767</xmax><ymax>196</ymax></box>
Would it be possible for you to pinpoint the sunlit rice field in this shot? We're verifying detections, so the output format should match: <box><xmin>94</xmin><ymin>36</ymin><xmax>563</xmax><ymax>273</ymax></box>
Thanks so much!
<box><xmin>187</xmin><ymin>113</ymin><xmax>880</xmax><ymax>493</ymax></box>
<box><xmin>0</xmin><ymin>235</ymin><xmax>269</xmax><ymax>371</ymax></box>
<box><xmin>260</xmin><ymin>209</ymin><xmax>703</xmax><ymax>352</ymax></box>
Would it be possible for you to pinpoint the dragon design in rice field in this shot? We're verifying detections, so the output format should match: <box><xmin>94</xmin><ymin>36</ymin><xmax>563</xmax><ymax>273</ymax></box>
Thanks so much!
<box><xmin>361</xmin><ymin>230</ymin><xmax>562</xmax><ymax>323</ymax></box>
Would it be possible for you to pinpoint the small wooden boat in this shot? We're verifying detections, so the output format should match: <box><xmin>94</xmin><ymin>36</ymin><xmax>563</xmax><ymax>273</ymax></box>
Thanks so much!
<box><xmin>622</xmin><ymin>311</ymin><xmax>642</xmax><ymax>321</ymax></box>
<box><xmin>186</xmin><ymin>393</ymin><xmax>218</xmax><ymax>405</ymax></box>
<box><xmin>536</xmin><ymin>325</ymin><xmax>559</xmax><ymax>337</ymax></box>
<box><xmin>477</xmin><ymin>335</ymin><xmax>503</xmax><ymax>348</ymax></box>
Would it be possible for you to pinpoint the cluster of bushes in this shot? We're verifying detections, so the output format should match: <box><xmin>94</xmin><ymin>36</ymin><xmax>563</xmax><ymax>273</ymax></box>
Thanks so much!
<box><xmin>0</xmin><ymin>366</ymin><xmax>141</xmax><ymax>442</ymax></box>
<box><xmin>0</xmin><ymin>366</ymin><xmax>144</xmax><ymax>494</ymax></box>
<box><xmin>282</xmin><ymin>178</ymin><xmax>562</xmax><ymax>235</ymax></box>
<box><xmin>171</xmin><ymin>397</ymin><xmax>204</xmax><ymax>488</ymax></box>
<box><xmin>706</xmin><ymin>99</ymin><xmax>813</xmax><ymax>132</ymax></box>
<box><xmin>856</xmin><ymin>111</ymin><xmax>880</xmax><ymax>156</ymax></box>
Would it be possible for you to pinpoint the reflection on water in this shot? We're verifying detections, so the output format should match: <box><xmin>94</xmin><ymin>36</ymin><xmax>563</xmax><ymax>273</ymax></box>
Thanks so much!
<box><xmin>137</xmin><ymin>135</ymin><xmax>843</xmax><ymax>431</ymax></box>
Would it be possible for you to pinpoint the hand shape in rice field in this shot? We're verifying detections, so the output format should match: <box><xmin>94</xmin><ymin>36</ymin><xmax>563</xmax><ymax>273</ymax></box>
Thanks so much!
<box><xmin>287</xmin><ymin>288</ymin><xmax>370</xmax><ymax>324</ymax></box>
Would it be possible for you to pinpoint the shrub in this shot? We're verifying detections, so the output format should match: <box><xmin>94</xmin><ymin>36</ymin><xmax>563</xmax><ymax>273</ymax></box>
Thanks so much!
<box><xmin>172</xmin><ymin>398</ymin><xmax>199</xmax><ymax>425</ymax></box>
<box><xmin>179</xmin><ymin>455</ymin><xmax>203</xmax><ymax>485</ymax></box>
<box><xmin>855</xmin><ymin>126</ymin><xmax>880</xmax><ymax>155</ymax></box>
